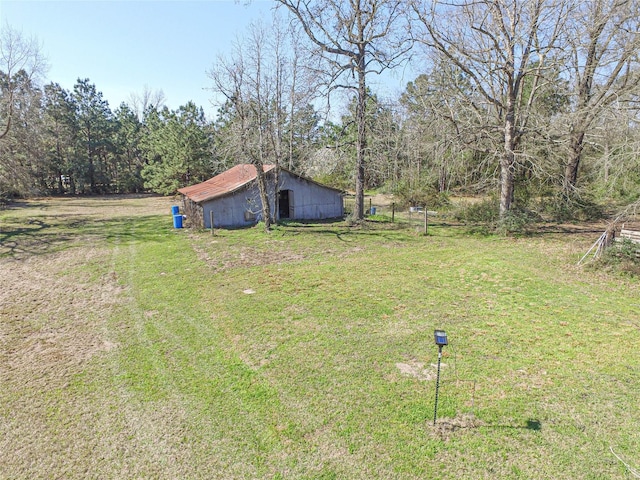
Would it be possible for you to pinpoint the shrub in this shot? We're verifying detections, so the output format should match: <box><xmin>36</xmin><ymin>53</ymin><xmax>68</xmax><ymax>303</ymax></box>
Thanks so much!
<box><xmin>454</xmin><ymin>198</ymin><xmax>541</xmax><ymax>236</ymax></box>
<box><xmin>596</xmin><ymin>239</ymin><xmax>640</xmax><ymax>277</ymax></box>
<box><xmin>536</xmin><ymin>191</ymin><xmax>606</xmax><ymax>222</ymax></box>
<box><xmin>454</xmin><ymin>198</ymin><xmax>499</xmax><ymax>223</ymax></box>
<box><xmin>495</xmin><ymin>207</ymin><xmax>542</xmax><ymax>236</ymax></box>
<box><xmin>393</xmin><ymin>182</ymin><xmax>449</xmax><ymax>210</ymax></box>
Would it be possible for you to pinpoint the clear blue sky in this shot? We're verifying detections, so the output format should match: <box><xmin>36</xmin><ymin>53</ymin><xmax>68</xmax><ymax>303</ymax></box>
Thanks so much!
<box><xmin>0</xmin><ymin>0</ymin><xmax>276</xmax><ymax>119</ymax></box>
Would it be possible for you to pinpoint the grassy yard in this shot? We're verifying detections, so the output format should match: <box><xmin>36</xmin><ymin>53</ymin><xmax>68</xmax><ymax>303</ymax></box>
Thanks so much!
<box><xmin>1</xmin><ymin>195</ymin><xmax>639</xmax><ymax>479</ymax></box>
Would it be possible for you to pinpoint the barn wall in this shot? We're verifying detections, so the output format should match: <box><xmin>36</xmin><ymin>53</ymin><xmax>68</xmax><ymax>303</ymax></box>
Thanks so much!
<box><xmin>201</xmin><ymin>184</ymin><xmax>263</xmax><ymax>228</ymax></box>
<box><xmin>278</xmin><ymin>171</ymin><xmax>343</xmax><ymax>220</ymax></box>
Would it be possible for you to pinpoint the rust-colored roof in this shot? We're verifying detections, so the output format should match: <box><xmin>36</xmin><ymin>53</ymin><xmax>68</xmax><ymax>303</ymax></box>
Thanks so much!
<box><xmin>178</xmin><ymin>164</ymin><xmax>276</xmax><ymax>203</ymax></box>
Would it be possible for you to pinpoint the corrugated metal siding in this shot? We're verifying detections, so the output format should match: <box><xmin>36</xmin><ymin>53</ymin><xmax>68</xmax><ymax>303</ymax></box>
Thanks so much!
<box><xmin>202</xmin><ymin>184</ymin><xmax>263</xmax><ymax>228</ymax></box>
<box><xmin>279</xmin><ymin>171</ymin><xmax>343</xmax><ymax>220</ymax></box>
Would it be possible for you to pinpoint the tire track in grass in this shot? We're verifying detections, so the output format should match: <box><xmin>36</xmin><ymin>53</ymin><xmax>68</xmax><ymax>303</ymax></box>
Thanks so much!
<box><xmin>104</xmin><ymin>219</ymin><xmax>308</xmax><ymax>478</ymax></box>
<box><xmin>115</xmin><ymin>221</ymin><xmax>379</xmax><ymax>478</ymax></box>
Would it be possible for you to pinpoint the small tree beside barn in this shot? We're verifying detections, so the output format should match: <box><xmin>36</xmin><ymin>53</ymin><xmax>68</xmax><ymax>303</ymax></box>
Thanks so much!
<box><xmin>178</xmin><ymin>164</ymin><xmax>343</xmax><ymax>229</ymax></box>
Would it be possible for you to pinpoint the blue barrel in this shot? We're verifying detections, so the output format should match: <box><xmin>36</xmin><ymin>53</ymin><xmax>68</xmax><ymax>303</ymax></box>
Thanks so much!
<box><xmin>370</xmin><ymin>207</ymin><xmax>376</xmax><ymax>215</ymax></box>
<box><xmin>173</xmin><ymin>214</ymin><xmax>183</xmax><ymax>228</ymax></box>
<box><xmin>171</xmin><ymin>205</ymin><xmax>180</xmax><ymax>215</ymax></box>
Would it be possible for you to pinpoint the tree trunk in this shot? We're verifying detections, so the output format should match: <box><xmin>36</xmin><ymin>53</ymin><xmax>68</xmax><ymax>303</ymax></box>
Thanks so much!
<box><xmin>254</xmin><ymin>163</ymin><xmax>272</xmax><ymax>231</ymax></box>
<box><xmin>0</xmin><ymin>92</ymin><xmax>13</xmax><ymax>140</ymax></box>
<box><xmin>354</xmin><ymin>51</ymin><xmax>367</xmax><ymax>221</ymax></box>
<box><xmin>439</xmin><ymin>163</ymin><xmax>447</xmax><ymax>193</ymax></box>
<box><xmin>274</xmin><ymin>166</ymin><xmax>280</xmax><ymax>223</ymax></box>
<box><xmin>87</xmin><ymin>125</ymin><xmax>95</xmax><ymax>194</ymax></box>
<box><xmin>57</xmin><ymin>169</ymin><xmax>63</xmax><ymax>194</ymax></box>
<box><xmin>56</xmin><ymin>138</ymin><xmax>64</xmax><ymax>194</ymax></box>
<box><xmin>564</xmin><ymin>131</ymin><xmax>584</xmax><ymax>194</ymax></box>
<box><xmin>500</xmin><ymin>104</ymin><xmax>516</xmax><ymax>217</ymax></box>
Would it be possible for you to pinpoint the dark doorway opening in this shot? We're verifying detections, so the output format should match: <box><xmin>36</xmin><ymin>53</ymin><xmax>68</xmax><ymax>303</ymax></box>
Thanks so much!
<box><xmin>279</xmin><ymin>190</ymin><xmax>291</xmax><ymax>219</ymax></box>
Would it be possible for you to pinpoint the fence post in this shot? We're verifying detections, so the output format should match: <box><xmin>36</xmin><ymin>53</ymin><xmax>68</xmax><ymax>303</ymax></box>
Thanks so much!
<box><xmin>424</xmin><ymin>207</ymin><xmax>428</xmax><ymax>235</ymax></box>
<box><xmin>210</xmin><ymin>210</ymin><xmax>215</xmax><ymax>236</ymax></box>
<box><xmin>392</xmin><ymin>203</ymin><xmax>395</xmax><ymax>223</ymax></box>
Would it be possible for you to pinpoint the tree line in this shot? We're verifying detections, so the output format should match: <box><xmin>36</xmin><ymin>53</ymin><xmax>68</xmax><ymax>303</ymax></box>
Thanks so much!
<box><xmin>2</xmin><ymin>0</ymin><xmax>640</xmax><ymax>225</ymax></box>
<box><xmin>0</xmin><ymin>72</ymin><xmax>214</xmax><ymax>197</ymax></box>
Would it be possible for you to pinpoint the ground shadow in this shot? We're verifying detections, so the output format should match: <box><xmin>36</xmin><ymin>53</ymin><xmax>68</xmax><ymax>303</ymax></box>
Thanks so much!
<box><xmin>432</xmin><ymin>416</ymin><xmax>543</xmax><ymax>442</ymax></box>
<box><xmin>2</xmin><ymin>200</ymin><xmax>50</xmax><ymax>211</ymax></box>
<box><xmin>1</xmin><ymin>214</ymin><xmax>172</xmax><ymax>260</ymax></box>
<box><xmin>276</xmin><ymin>219</ymin><xmax>435</xmax><ymax>245</ymax></box>
<box><xmin>526</xmin><ymin>419</ymin><xmax>542</xmax><ymax>431</ymax></box>
<box><xmin>485</xmin><ymin>418</ymin><xmax>542</xmax><ymax>431</ymax></box>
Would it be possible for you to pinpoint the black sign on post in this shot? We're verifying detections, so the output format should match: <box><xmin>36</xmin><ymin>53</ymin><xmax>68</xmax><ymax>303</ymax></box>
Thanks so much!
<box><xmin>433</xmin><ymin>329</ymin><xmax>448</xmax><ymax>425</ymax></box>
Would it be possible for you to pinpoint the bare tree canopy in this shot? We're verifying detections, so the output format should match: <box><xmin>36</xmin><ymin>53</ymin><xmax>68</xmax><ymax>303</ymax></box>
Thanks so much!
<box><xmin>275</xmin><ymin>0</ymin><xmax>412</xmax><ymax>219</ymax></box>
<box><xmin>208</xmin><ymin>15</ymin><xmax>321</xmax><ymax>230</ymax></box>
<box><xmin>127</xmin><ymin>85</ymin><xmax>166</xmax><ymax>121</ymax></box>
<box><xmin>0</xmin><ymin>24</ymin><xmax>47</xmax><ymax>139</ymax></box>
<box><xmin>562</xmin><ymin>0</ymin><xmax>640</xmax><ymax>193</ymax></box>
<box><xmin>412</xmin><ymin>0</ymin><xmax>570</xmax><ymax>216</ymax></box>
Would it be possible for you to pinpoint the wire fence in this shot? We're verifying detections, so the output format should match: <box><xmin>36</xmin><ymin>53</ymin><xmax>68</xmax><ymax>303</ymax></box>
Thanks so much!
<box><xmin>343</xmin><ymin>196</ymin><xmax>442</xmax><ymax>231</ymax></box>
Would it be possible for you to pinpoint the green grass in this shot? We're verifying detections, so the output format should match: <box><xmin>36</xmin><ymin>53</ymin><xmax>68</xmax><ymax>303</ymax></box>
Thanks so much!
<box><xmin>1</xmin><ymin>197</ymin><xmax>639</xmax><ymax>478</ymax></box>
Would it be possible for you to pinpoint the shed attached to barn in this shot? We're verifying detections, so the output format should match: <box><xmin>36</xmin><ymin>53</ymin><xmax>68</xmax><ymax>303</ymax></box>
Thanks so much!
<box><xmin>178</xmin><ymin>164</ymin><xmax>344</xmax><ymax>228</ymax></box>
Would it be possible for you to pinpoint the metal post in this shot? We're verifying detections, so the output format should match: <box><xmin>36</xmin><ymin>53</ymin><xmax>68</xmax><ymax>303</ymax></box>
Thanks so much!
<box><xmin>424</xmin><ymin>207</ymin><xmax>428</xmax><ymax>236</ymax></box>
<box><xmin>433</xmin><ymin>344</ymin><xmax>443</xmax><ymax>425</ymax></box>
<box><xmin>391</xmin><ymin>202</ymin><xmax>395</xmax><ymax>223</ymax></box>
<box><xmin>210</xmin><ymin>210</ymin><xmax>215</xmax><ymax>236</ymax></box>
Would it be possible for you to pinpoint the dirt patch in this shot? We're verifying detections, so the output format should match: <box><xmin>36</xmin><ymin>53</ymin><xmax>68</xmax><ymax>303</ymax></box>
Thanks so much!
<box><xmin>395</xmin><ymin>360</ymin><xmax>443</xmax><ymax>381</ymax></box>
<box><xmin>430</xmin><ymin>413</ymin><xmax>485</xmax><ymax>440</ymax></box>
<box><xmin>191</xmin><ymin>242</ymin><xmax>307</xmax><ymax>272</ymax></box>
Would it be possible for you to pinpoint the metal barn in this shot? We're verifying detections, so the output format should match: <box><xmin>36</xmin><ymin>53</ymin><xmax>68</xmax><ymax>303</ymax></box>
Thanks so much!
<box><xmin>178</xmin><ymin>164</ymin><xmax>344</xmax><ymax>228</ymax></box>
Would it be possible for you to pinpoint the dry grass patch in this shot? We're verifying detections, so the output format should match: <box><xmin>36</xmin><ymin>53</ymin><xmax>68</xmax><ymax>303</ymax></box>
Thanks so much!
<box><xmin>430</xmin><ymin>413</ymin><xmax>486</xmax><ymax>439</ymax></box>
<box><xmin>395</xmin><ymin>359</ymin><xmax>439</xmax><ymax>381</ymax></box>
<box><xmin>190</xmin><ymin>238</ymin><xmax>306</xmax><ymax>272</ymax></box>
<box><xmin>0</xmin><ymin>246</ymin><xmax>123</xmax><ymax>388</ymax></box>
<box><xmin>0</xmin><ymin>195</ymin><xmax>222</xmax><ymax>478</ymax></box>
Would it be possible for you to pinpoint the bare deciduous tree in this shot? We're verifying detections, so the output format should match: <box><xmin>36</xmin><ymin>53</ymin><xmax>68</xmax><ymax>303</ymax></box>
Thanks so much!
<box><xmin>209</xmin><ymin>25</ymin><xmax>274</xmax><ymax>229</ymax></box>
<box><xmin>0</xmin><ymin>24</ymin><xmax>47</xmax><ymax>140</ymax></box>
<box><xmin>561</xmin><ymin>0</ymin><xmax>640</xmax><ymax>194</ymax></box>
<box><xmin>413</xmin><ymin>0</ymin><xmax>569</xmax><ymax>216</ymax></box>
<box><xmin>275</xmin><ymin>0</ymin><xmax>411</xmax><ymax>220</ymax></box>
<box><xmin>128</xmin><ymin>85</ymin><xmax>166</xmax><ymax>121</ymax></box>
<box><xmin>208</xmin><ymin>16</ymin><xmax>317</xmax><ymax>230</ymax></box>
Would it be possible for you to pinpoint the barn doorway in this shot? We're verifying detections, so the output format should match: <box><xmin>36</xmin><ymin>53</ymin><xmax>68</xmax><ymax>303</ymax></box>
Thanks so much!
<box><xmin>279</xmin><ymin>190</ymin><xmax>292</xmax><ymax>219</ymax></box>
